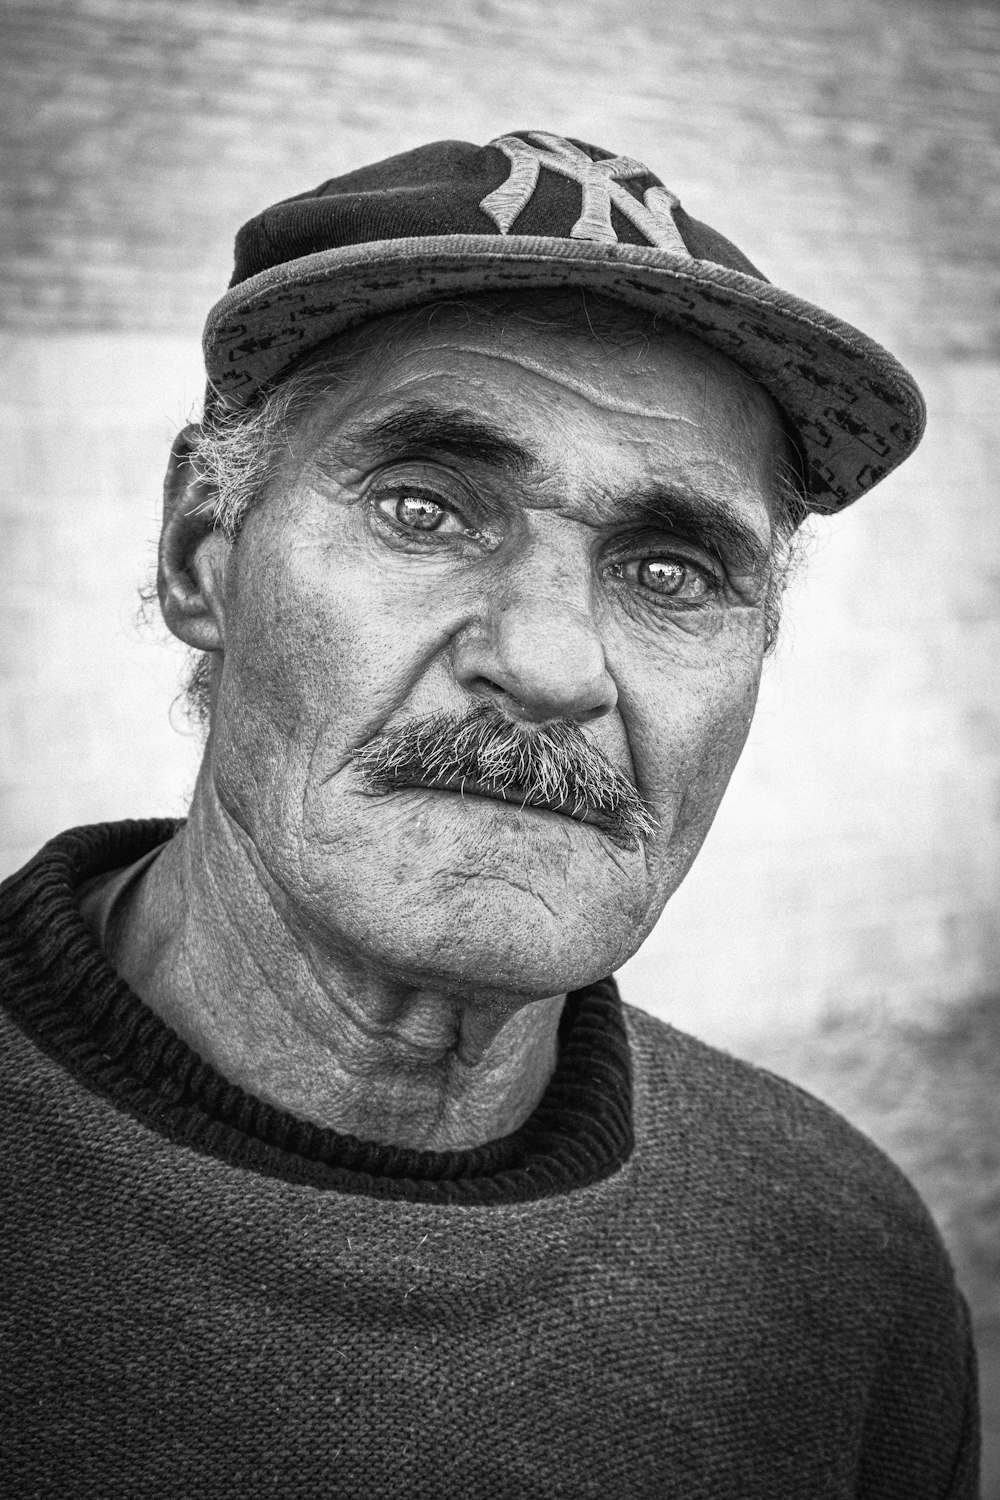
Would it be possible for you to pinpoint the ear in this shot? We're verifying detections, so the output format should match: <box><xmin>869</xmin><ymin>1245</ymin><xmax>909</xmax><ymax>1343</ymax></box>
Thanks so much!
<box><xmin>158</xmin><ymin>424</ymin><xmax>232</xmax><ymax>651</ymax></box>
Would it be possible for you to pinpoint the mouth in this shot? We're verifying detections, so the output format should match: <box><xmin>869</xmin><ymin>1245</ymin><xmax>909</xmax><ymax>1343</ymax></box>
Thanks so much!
<box><xmin>379</xmin><ymin>771</ymin><xmax>622</xmax><ymax>836</ymax></box>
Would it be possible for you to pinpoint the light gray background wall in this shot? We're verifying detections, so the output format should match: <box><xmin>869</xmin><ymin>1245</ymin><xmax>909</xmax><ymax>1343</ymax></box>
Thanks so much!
<box><xmin>2</xmin><ymin>0</ymin><xmax>998</xmax><ymax>1486</ymax></box>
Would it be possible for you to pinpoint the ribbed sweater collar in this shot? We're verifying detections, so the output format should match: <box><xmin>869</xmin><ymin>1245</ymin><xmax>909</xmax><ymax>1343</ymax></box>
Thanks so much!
<box><xmin>0</xmin><ymin>821</ymin><xmax>634</xmax><ymax>1205</ymax></box>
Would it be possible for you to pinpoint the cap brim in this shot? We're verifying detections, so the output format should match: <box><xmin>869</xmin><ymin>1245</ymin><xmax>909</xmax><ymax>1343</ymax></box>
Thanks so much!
<box><xmin>203</xmin><ymin>234</ymin><xmax>925</xmax><ymax>509</ymax></box>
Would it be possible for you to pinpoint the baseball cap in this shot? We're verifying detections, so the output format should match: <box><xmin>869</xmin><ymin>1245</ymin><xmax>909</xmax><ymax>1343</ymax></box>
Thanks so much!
<box><xmin>203</xmin><ymin>129</ymin><xmax>925</xmax><ymax>510</ymax></box>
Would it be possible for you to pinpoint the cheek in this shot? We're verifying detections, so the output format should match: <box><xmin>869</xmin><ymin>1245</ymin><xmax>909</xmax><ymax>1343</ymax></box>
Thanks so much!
<box><xmin>207</xmin><ymin>530</ymin><xmax>352</xmax><ymax>834</ymax></box>
<box><xmin>209</xmin><ymin>515</ymin><xmax>453</xmax><ymax>831</ymax></box>
<box><xmin>221</xmin><ymin>523</ymin><xmax>374</xmax><ymax>724</ymax></box>
<box><xmin>624</xmin><ymin>631</ymin><xmax>763</xmax><ymax>874</ymax></box>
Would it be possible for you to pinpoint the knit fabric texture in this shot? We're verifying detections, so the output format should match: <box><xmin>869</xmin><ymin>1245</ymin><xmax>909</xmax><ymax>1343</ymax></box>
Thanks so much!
<box><xmin>0</xmin><ymin>823</ymin><xmax>981</xmax><ymax>1499</ymax></box>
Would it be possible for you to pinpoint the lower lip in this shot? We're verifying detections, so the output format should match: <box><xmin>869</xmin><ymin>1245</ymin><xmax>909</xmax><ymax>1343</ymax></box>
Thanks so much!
<box><xmin>388</xmin><ymin>781</ymin><xmax>604</xmax><ymax>832</ymax></box>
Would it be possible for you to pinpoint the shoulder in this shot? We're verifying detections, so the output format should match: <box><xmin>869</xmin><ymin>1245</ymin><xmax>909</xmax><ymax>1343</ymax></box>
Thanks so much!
<box><xmin>620</xmin><ymin>1000</ymin><xmax>952</xmax><ymax>1279</ymax></box>
<box><xmin>619</xmin><ymin>1002</ymin><xmax>979</xmax><ymax>1480</ymax></box>
<box><xmin>619</xmin><ymin>1004</ymin><xmax>980</xmax><ymax>1491</ymax></box>
<box><xmin>0</xmin><ymin>818</ymin><xmax>181</xmax><ymax>1076</ymax></box>
<box><xmin>624</xmin><ymin>998</ymin><xmax>911</xmax><ymax>1183</ymax></box>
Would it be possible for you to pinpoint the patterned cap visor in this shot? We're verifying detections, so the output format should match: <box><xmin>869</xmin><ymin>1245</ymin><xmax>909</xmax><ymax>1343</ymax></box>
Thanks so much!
<box><xmin>202</xmin><ymin>134</ymin><xmax>926</xmax><ymax>510</ymax></box>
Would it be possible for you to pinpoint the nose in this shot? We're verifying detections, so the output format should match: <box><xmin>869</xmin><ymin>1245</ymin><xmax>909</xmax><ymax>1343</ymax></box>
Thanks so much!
<box><xmin>453</xmin><ymin>584</ymin><xmax>617</xmax><ymax>726</ymax></box>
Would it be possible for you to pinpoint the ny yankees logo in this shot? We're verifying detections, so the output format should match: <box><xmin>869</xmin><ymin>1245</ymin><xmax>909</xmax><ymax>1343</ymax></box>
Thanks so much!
<box><xmin>480</xmin><ymin>132</ymin><xmax>690</xmax><ymax>252</ymax></box>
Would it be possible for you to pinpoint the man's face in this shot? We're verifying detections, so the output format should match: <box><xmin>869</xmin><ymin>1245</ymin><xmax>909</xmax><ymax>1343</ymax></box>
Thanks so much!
<box><xmin>203</xmin><ymin>301</ymin><xmax>786</xmax><ymax>999</ymax></box>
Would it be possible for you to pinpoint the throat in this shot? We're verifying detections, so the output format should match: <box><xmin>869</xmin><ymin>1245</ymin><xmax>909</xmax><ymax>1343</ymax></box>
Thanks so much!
<box><xmin>98</xmin><ymin>823</ymin><xmax>565</xmax><ymax>1152</ymax></box>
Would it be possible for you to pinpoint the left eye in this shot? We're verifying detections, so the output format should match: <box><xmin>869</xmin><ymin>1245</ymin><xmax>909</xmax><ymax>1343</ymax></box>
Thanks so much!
<box><xmin>636</xmin><ymin>557</ymin><xmax>713</xmax><ymax>600</ymax></box>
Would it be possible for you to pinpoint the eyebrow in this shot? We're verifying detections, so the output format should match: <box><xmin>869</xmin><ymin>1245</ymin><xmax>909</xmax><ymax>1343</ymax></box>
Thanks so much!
<box><xmin>619</xmin><ymin>482</ymin><xmax>773</xmax><ymax>575</ymax></box>
<box><xmin>328</xmin><ymin>401</ymin><xmax>772</xmax><ymax>574</ymax></box>
<box><xmin>333</xmin><ymin>403</ymin><xmax>538</xmax><ymax>476</ymax></box>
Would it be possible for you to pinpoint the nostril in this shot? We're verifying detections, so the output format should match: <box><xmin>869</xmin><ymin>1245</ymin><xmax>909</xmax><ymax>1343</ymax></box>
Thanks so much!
<box><xmin>470</xmin><ymin>674</ymin><xmax>533</xmax><ymax>721</ymax></box>
<box><xmin>574</xmin><ymin>701</ymin><xmax>611</xmax><ymax>727</ymax></box>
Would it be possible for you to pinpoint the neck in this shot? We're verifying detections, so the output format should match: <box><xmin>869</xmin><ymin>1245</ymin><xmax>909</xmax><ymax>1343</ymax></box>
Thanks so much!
<box><xmin>106</xmin><ymin>780</ymin><xmax>564</xmax><ymax>1151</ymax></box>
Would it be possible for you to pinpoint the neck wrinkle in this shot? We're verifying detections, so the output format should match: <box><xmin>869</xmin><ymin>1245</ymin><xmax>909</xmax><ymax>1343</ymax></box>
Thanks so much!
<box><xmin>108</xmin><ymin>771</ymin><xmax>566</xmax><ymax>1152</ymax></box>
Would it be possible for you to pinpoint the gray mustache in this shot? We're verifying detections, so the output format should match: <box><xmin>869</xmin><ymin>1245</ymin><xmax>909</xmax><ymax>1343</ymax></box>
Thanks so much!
<box><xmin>352</xmin><ymin>703</ymin><xmax>655</xmax><ymax>848</ymax></box>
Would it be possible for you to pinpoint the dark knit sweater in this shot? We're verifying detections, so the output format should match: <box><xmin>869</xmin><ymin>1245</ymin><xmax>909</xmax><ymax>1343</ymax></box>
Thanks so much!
<box><xmin>0</xmin><ymin>823</ymin><xmax>980</xmax><ymax>1499</ymax></box>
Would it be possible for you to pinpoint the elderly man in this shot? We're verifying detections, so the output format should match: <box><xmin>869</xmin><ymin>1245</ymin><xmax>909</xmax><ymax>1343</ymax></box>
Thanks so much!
<box><xmin>0</xmin><ymin>132</ymin><xmax>979</xmax><ymax>1497</ymax></box>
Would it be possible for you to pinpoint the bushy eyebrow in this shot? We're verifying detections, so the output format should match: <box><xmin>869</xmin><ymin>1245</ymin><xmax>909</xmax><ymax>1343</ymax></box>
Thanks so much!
<box><xmin>621</xmin><ymin>483</ymin><xmax>773</xmax><ymax>576</ymax></box>
<box><xmin>327</xmin><ymin>401</ymin><xmax>772</xmax><ymax>573</ymax></box>
<box><xmin>333</xmin><ymin>403</ymin><xmax>537</xmax><ymax>476</ymax></box>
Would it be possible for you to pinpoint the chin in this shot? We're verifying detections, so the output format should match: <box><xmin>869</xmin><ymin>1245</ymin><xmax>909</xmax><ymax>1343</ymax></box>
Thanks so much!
<box><xmin>290</xmin><ymin>782</ymin><xmax>657</xmax><ymax>992</ymax></box>
<box><xmin>374</xmin><ymin>911</ymin><xmax>626</xmax><ymax>999</ymax></box>
<box><xmin>323</xmin><ymin>849</ymin><xmax>640</xmax><ymax>997</ymax></box>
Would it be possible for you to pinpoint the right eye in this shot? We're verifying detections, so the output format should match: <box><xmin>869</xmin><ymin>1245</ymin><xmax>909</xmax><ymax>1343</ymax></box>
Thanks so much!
<box><xmin>372</xmin><ymin>485</ymin><xmax>474</xmax><ymax>542</ymax></box>
<box><xmin>366</xmin><ymin>463</ymin><xmax>502</xmax><ymax>553</ymax></box>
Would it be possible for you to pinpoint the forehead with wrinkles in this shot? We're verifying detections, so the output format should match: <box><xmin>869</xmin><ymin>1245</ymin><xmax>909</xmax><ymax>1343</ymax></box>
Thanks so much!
<box><xmin>291</xmin><ymin>291</ymin><xmax>783</xmax><ymax>443</ymax></box>
<box><xmin>196</xmin><ymin>287</ymin><xmax>804</xmax><ymax>580</ymax></box>
<box><xmin>287</xmin><ymin>294</ymin><xmax>788</xmax><ymax>524</ymax></box>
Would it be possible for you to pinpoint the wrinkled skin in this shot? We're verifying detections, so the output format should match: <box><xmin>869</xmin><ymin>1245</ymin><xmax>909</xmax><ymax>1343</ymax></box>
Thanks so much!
<box><xmin>116</xmin><ymin>299</ymin><xmax>786</xmax><ymax>1149</ymax></box>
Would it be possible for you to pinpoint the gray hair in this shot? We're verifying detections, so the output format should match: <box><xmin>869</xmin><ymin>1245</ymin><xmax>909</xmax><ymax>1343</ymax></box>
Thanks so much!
<box><xmin>181</xmin><ymin>293</ymin><xmax>810</xmax><ymax>724</ymax></box>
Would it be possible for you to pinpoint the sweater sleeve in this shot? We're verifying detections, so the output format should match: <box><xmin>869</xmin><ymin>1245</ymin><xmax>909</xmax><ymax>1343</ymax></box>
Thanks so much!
<box><xmin>856</xmin><ymin>1273</ymin><xmax>981</xmax><ymax>1499</ymax></box>
<box><xmin>940</xmin><ymin>1293</ymin><xmax>981</xmax><ymax>1500</ymax></box>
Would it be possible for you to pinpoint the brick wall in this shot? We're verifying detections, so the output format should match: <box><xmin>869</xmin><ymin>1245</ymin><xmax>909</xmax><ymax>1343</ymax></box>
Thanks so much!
<box><xmin>2</xmin><ymin>0</ymin><xmax>998</xmax><ymax>1483</ymax></box>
